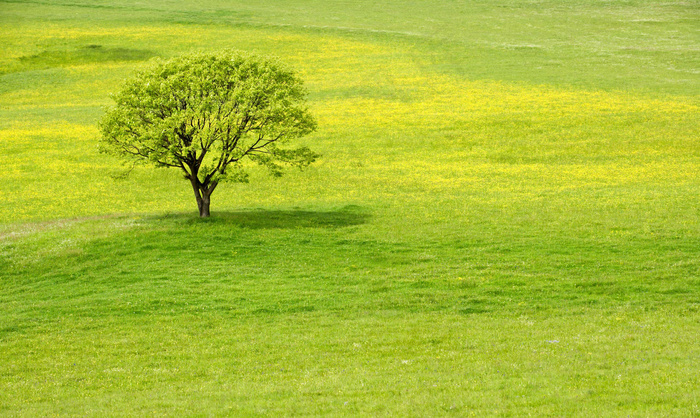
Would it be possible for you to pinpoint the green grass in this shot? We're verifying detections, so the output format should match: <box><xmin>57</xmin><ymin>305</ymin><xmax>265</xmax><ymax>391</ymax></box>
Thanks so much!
<box><xmin>1</xmin><ymin>0</ymin><xmax>699</xmax><ymax>415</ymax></box>
<box><xmin>2</xmin><ymin>214</ymin><xmax>699</xmax><ymax>415</ymax></box>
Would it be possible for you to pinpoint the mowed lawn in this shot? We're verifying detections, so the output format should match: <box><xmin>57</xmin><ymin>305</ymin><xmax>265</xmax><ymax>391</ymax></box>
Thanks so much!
<box><xmin>1</xmin><ymin>0</ymin><xmax>699</xmax><ymax>415</ymax></box>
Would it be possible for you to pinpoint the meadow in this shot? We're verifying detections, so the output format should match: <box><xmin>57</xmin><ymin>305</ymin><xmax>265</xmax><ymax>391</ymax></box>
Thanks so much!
<box><xmin>1</xmin><ymin>0</ymin><xmax>699</xmax><ymax>415</ymax></box>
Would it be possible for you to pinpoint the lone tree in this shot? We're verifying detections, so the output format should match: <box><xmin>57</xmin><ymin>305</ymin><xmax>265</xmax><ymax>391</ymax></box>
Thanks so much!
<box><xmin>99</xmin><ymin>51</ymin><xmax>318</xmax><ymax>217</ymax></box>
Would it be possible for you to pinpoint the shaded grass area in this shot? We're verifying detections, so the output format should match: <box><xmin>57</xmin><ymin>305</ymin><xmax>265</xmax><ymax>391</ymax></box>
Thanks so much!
<box><xmin>148</xmin><ymin>206</ymin><xmax>370</xmax><ymax>230</ymax></box>
<box><xmin>11</xmin><ymin>45</ymin><xmax>156</xmax><ymax>74</ymax></box>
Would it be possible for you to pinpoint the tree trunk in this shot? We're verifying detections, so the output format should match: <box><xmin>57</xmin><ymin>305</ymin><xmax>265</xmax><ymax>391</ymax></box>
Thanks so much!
<box><xmin>199</xmin><ymin>193</ymin><xmax>211</xmax><ymax>218</ymax></box>
<box><xmin>189</xmin><ymin>174</ymin><xmax>216</xmax><ymax>218</ymax></box>
<box><xmin>190</xmin><ymin>176</ymin><xmax>209</xmax><ymax>218</ymax></box>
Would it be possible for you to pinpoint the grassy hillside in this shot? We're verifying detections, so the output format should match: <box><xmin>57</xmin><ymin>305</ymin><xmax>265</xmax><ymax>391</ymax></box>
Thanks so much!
<box><xmin>1</xmin><ymin>0</ymin><xmax>699</xmax><ymax>415</ymax></box>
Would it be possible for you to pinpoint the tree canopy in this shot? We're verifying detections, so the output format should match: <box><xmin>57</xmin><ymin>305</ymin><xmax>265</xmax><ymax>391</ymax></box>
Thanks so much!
<box><xmin>99</xmin><ymin>51</ymin><xmax>318</xmax><ymax>217</ymax></box>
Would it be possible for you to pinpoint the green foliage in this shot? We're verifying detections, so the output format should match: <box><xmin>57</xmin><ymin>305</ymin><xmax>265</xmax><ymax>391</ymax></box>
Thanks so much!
<box><xmin>99</xmin><ymin>51</ymin><xmax>318</xmax><ymax>215</ymax></box>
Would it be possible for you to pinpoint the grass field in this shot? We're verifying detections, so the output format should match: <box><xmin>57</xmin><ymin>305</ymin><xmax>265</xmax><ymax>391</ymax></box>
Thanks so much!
<box><xmin>1</xmin><ymin>0</ymin><xmax>699</xmax><ymax>415</ymax></box>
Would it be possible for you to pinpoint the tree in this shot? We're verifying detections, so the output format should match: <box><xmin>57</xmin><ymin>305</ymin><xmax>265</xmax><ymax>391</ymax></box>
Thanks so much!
<box><xmin>99</xmin><ymin>51</ymin><xmax>318</xmax><ymax>217</ymax></box>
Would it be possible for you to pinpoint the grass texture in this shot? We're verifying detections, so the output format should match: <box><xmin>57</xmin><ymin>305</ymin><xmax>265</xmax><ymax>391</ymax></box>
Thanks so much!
<box><xmin>1</xmin><ymin>0</ymin><xmax>699</xmax><ymax>415</ymax></box>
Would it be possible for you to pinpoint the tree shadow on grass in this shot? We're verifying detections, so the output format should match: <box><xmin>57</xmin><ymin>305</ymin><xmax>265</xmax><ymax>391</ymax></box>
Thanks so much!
<box><xmin>150</xmin><ymin>205</ymin><xmax>370</xmax><ymax>229</ymax></box>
